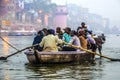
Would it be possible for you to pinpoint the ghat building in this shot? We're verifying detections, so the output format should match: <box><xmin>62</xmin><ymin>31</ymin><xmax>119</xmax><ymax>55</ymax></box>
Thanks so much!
<box><xmin>53</xmin><ymin>5</ymin><xmax>68</xmax><ymax>29</ymax></box>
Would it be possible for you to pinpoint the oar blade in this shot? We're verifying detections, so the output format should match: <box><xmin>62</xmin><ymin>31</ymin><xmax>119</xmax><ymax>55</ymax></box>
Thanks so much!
<box><xmin>111</xmin><ymin>58</ymin><xmax>120</xmax><ymax>61</ymax></box>
<box><xmin>0</xmin><ymin>56</ymin><xmax>7</xmax><ymax>60</ymax></box>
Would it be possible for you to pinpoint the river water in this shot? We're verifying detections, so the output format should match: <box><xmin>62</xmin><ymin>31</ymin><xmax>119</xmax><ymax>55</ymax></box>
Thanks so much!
<box><xmin>0</xmin><ymin>34</ymin><xmax>120</xmax><ymax>80</ymax></box>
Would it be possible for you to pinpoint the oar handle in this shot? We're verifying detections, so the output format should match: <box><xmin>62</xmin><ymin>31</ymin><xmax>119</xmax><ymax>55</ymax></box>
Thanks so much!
<box><xmin>6</xmin><ymin>44</ymin><xmax>39</xmax><ymax>58</ymax></box>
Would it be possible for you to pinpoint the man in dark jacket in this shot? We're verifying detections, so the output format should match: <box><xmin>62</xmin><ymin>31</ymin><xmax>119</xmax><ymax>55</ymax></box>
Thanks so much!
<box><xmin>32</xmin><ymin>30</ymin><xmax>44</xmax><ymax>51</ymax></box>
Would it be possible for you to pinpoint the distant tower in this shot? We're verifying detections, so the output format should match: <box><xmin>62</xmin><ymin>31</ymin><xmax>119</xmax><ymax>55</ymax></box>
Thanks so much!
<box><xmin>53</xmin><ymin>5</ymin><xmax>68</xmax><ymax>29</ymax></box>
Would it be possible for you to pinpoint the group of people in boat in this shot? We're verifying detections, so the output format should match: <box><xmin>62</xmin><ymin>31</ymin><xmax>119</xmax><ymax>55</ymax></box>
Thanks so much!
<box><xmin>32</xmin><ymin>22</ymin><xmax>106</xmax><ymax>58</ymax></box>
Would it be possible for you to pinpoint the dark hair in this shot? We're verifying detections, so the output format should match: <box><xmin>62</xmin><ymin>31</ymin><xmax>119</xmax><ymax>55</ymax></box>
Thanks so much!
<box><xmin>47</xmin><ymin>29</ymin><xmax>51</xmax><ymax>34</ymax></box>
<box><xmin>65</xmin><ymin>27</ymin><xmax>71</xmax><ymax>32</ymax></box>
<box><xmin>37</xmin><ymin>30</ymin><xmax>42</xmax><ymax>34</ymax></box>
<box><xmin>71</xmin><ymin>30</ymin><xmax>77</xmax><ymax>35</ymax></box>
<box><xmin>42</xmin><ymin>28</ymin><xmax>47</xmax><ymax>31</ymax></box>
<box><xmin>50</xmin><ymin>29</ymin><xmax>55</xmax><ymax>35</ymax></box>
<box><xmin>81</xmin><ymin>22</ymin><xmax>85</xmax><ymax>25</ymax></box>
<box><xmin>56</xmin><ymin>27</ymin><xmax>61</xmax><ymax>30</ymax></box>
<box><xmin>37</xmin><ymin>30</ymin><xmax>44</xmax><ymax>36</ymax></box>
<box><xmin>42</xmin><ymin>28</ymin><xmax>48</xmax><ymax>35</ymax></box>
<box><xmin>47</xmin><ymin>29</ymin><xmax>55</xmax><ymax>35</ymax></box>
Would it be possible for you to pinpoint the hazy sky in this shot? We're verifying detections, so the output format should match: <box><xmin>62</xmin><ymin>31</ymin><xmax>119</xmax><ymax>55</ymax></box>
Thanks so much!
<box><xmin>52</xmin><ymin>0</ymin><xmax>120</xmax><ymax>28</ymax></box>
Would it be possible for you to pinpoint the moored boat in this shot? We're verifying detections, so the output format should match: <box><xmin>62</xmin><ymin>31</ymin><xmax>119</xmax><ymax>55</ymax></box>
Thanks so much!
<box><xmin>24</xmin><ymin>49</ymin><xmax>93</xmax><ymax>64</ymax></box>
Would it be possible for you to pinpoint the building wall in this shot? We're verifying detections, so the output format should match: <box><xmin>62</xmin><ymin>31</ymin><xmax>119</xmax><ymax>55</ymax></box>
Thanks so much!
<box><xmin>53</xmin><ymin>15</ymin><xmax>67</xmax><ymax>29</ymax></box>
<box><xmin>53</xmin><ymin>5</ymin><xmax>68</xmax><ymax>29</ymax></box>
<box><xmin>0</xmin><ymin>0</ymin><xmax>7</xmax><ymax>17</ymax></box>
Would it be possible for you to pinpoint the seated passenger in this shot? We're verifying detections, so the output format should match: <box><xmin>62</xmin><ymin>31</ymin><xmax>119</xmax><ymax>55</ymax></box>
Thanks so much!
<box><xmin>32</xmin><ymin>30</ymin><xmax>44</xmax><ymax>51</ymax></box>
<box><xmin>56</xmin><ymin>27</ymin><xmax>63</xmax><ymax>39</ymax></box>
<box><xmin>62</xmin><ymin>27</ymin><xmax>74</xmax><ymax>51</ymax></box>
<box><xmin>39</xmin><ymin>29</ymin><xmax>63</xmax><ymax>52</ymax></box>
<box><xmin>69</xmin><ymin>30</ymin><xmax>81</xmax><ymax>51</ymax></box>
<box><xmin>78</xmin><ymin>30</ymin><xmax>88</xmax><ymax>49</ymax></box>
<box><xmin>62</xmin><ymin>27</ymin><xmax>71</xmax><ymax>43</ymax></box>
<box><xmin>62</xmin><ymin>30</ymin><xmax>81</xmax><ymax>51</ymax></box>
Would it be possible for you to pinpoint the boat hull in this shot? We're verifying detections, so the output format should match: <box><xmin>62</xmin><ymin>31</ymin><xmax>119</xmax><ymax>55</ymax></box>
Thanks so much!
<box><xmin>24</xmin><ymin>49</ymin><xmax>92</xmax><ymax>64</ymax></box>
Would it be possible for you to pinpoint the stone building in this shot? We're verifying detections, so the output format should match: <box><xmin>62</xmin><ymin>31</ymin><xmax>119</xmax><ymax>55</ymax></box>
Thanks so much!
<box><xmin>53</xmin><ymin>5</ymin><xmax>68</xmax><ymax>29</ymax></box>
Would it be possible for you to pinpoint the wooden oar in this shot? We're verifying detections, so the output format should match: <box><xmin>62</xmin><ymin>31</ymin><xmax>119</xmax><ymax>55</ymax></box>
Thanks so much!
<box><xmin>0</xmin><ymin>36</ymin><xmax>19</xmax><ymax>51</ymax></box>
<box><xmin>63</xmin><ymin>42</ymin><xmax>120</xmax><ymax>61</ymax></box>
<box><xmin>0</xmin><ymin>44</ymin><xmax>39</xmax><ymax>60</ymax></box>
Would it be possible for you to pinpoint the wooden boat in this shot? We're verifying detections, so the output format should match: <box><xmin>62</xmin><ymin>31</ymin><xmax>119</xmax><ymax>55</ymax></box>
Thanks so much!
<box><xmin>24</xmin><ymin>49</ymin><xmax>93</xmax><ymax>64</ymax></box>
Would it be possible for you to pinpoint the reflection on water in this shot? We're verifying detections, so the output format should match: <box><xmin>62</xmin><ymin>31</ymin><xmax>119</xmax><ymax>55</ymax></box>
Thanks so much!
<box><xmin>2</xmin><ymin>37</ymin><xmax>9</xmax><ymax>55</ymax></box>
<box><xmin>25</xmin><ymin>61</ymin><xmax>104</xmax><ymax>80</ymax></box>
<box><xmin>0</xmin><ymin>34</ymin><xmax>120</xmax><ymax>80</ymax></box>
<box><xmin>4</xmin><ymin>65</ymin><xmax>10</xmax><ymax>80</ymax></box>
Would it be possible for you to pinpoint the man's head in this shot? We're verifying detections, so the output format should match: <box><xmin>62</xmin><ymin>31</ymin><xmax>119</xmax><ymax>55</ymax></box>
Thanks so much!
<box><xmin>42</xmin><ymin>28</ymin><xmax>48</xmax><ymax>36</ymax></box>
<box><xmin>47</xmin><ymin>29</ymin><xmax>55</xmax><ymax>35</ymax></box>
<box><xmin>64</xmin><ymin>27</ymin><xmax>71</xmax><ymax>34</ymax></box>
<box><xmin>56</xmin><ymin>27</ymin><xmax>61</xmax><ymax>33</ymax></box>
<box><xmin>81</xmin><ymin>22</ymin><xmax>86</xmax><ymax>28</ymax></box>
<box><xmin>37</xmin><ymin>30</ymin><xmax>44</xmax><ymax>36</ymax></box>
<box><xmin>71</xmin><ymin>30</ymin><xmax>77</xmax><ymax>37</ymax></box>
